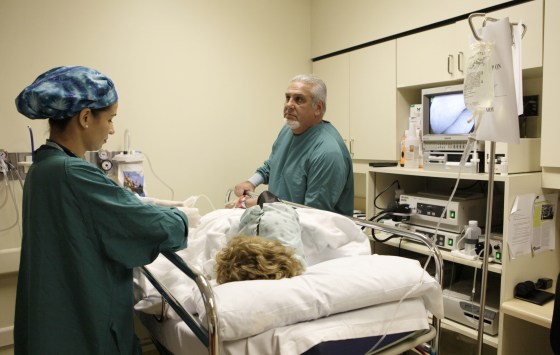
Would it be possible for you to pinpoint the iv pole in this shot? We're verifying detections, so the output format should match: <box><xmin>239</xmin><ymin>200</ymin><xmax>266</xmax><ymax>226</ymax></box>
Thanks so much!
<box><xmin>467</xmin><ymin>13</ymin><xmax>526</xmax><ymax>355</ymax></box>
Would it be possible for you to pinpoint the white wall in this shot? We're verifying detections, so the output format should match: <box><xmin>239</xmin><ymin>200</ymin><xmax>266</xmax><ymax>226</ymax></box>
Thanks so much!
<box><xmin>0</xmin><ymin>0</ymin><xmax>312</xmax><ymax>213</ymax></box>
<box><xmin>0</xmin><ymin>0</ymin><xmax>312</xmax><ymax>351</ymax></box>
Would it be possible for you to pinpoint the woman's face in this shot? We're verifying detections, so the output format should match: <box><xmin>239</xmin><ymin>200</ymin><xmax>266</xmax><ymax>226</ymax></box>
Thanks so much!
<box><xmin>86</xmin><ymin>103</ymin><xmax>118</xmax><ymax>151</ymax></box>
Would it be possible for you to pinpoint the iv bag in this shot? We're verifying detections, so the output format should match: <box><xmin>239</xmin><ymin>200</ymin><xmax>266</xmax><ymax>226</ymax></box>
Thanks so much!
<box><xmin>464</xmin><ymin>40</ymin><xmax>494</xmax><ymax>112</ymax></box>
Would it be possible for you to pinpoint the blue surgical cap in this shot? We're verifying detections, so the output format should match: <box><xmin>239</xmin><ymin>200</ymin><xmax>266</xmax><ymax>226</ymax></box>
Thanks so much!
<box><xmin>15</xmin><ymin>66</ymin><xmax>118</xmax><ymax>120</ymax></box>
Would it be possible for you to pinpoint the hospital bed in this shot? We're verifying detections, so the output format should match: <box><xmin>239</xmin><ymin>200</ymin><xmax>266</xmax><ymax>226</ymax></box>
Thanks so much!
<box><xmin>134</xmin><ymin>197</ymin><xmax>444</xmax><ymax>355</ymax></box>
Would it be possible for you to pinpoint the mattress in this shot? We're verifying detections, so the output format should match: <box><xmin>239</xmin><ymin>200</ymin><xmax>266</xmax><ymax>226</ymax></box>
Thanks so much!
<box><xmin>137</xmin><ymin>297</ymin><xmax>430</xmax><ymax>355</ymax></box>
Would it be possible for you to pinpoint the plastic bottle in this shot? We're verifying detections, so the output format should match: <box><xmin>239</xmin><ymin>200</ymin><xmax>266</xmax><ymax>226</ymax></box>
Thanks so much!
<box><xmin>399</xmin><ymin>132</ymin><xmax>406</xmax><ymax>167</ymax></box>
<box><xmin>404</xmin><ymin>124</ymin><xmax>420</xmax><ymax>168</ymax></box>
<box><xmin>416</xmin><ymin>126</ymin><xmax>424</xmax><ymax>168</ymax></box>
<box><xmin>500</xmin><ymin>156</ymin><xmax>508</xmax><ymax>175</ymax></box>
<box><xmin>464</xmin><ymin>220</ymin><xmax>481</xmax><ymax>256</ymax></box>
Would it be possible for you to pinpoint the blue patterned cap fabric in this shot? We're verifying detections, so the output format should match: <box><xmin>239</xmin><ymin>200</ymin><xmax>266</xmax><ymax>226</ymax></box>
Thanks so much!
<box><xmin>15</xmin><ymin>66</ymin><xmax>118</xmax><ymax>120</ymax></box>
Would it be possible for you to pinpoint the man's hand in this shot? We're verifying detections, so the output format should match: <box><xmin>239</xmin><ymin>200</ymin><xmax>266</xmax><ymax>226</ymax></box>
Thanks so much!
<box><xmin>234</xmin><ymin>181</ymin><xmax>255</xmax><ymax>197</ymax></box>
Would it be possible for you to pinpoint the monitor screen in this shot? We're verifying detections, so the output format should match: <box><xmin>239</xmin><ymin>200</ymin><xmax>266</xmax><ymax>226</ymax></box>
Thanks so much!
<box><xmin>429</xmin><ymin>92</ymin><xmax>473</xmax><ymax>135</ymax></box>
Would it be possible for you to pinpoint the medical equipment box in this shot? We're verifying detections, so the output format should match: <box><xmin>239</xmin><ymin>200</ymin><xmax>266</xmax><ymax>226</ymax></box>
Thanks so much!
<box><xmin>443</xmin><ymin>288</ymin><xmax>499</xmax><ymax>335</ymax></box>
<box><xmin>399</xmin><ymin>192</ymin><xmax>489</xmax><ymax>233</ymax></box>
<box><xmin>396</xmin><ymin>222</ymin><xmax>462</xmax><ymax>251</ymax></box>
<box><xmin>443</xmin><ymin>274</ymin><xmax>501</xmax><ymax>336</ymax></box>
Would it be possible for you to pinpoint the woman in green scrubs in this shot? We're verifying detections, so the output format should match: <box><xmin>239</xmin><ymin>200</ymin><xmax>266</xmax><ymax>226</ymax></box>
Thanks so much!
<box><xmin>13</xmin><ymin>66</ymin><xmax>188</xmax><ymax>354</ymax></box>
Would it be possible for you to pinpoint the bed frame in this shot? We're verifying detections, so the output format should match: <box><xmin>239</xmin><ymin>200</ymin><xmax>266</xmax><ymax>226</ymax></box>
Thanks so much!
<box><xmin>140</xmin><ymin>198</ymin><xmax>444</xmax><ymax>355</ymax></box>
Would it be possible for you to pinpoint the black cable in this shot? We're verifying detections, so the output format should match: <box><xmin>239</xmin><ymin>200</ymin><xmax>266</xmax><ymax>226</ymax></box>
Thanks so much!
<box><xmin>370</xmin><ymin>230</ymin><xmax>401</xmax><ymax>243</ymax></box>
<box><xmin>361</xmin><ymin>210</ymin><xmax>390</xmax><ymax>230</ymax></box>
<box><xmin>373</xmin><ymin>179</ymin><xmax>400</xmax><ymax>211</ymax></box>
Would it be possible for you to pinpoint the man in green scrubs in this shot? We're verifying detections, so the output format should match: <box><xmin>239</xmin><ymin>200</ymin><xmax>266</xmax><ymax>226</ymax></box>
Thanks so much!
<box><xmin>234</xmin><ymin>74</ymin><xmax>354</xmax><ymax>216</ymax></box>
<box><xmin>13</xmin><ymin>66</ymin><xmax>188</xmax><ymax>354</ymax></box>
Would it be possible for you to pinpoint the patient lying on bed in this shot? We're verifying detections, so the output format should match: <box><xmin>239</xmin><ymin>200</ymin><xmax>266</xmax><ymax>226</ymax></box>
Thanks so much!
<box><xmin>135</xmin><ymin>199</ymin><xmax>445</xmax><ymax>350</ymax></box>
<box><xmin>214</xmin><ymin>235</ymin><xmax>305</xmax><ymax>284</ymax></box>
<box><xmin>215</xmin><ymin>199</ymin><xmax>307</xmax><ymax>284</ymax></box>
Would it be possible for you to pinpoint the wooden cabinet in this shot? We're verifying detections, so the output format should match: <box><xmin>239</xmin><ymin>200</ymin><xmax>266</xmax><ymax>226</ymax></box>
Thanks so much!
<box><xmin>313</xmin><ymin>40</ymin><xmax>398</xmax><ymax>161</ymax></box>
<box><xmin>397</xmin><ymin>0</ymin><xmax>543</xmax><ymax>88</ymax></box>
<box><xmin>483</xmin><ymin>0</ymin><xmax>543</xmax><ymax>70</ymax></box>
<box><xmin>541</xmin><ymin>0</ymin><xmax>560</xmax><ymax>185</ymax></box>
<box><xmin>312</xmin><ymin>53</ymin><xmax>350</xmax><ymax>144</ymax></box>
<box><xmin>397</xmin><ymin>23</ymin><xmax>466</xmax><ymax>88</ymax></box>
<box><xmin>349</xmin><ymin>41</ymin><xmax>397</xmax><ymax>160</ymax></box>
<box><xmin>366</xmin><ymin>167</ymin><xmax>557</xmax><ymax>354</ymax></box>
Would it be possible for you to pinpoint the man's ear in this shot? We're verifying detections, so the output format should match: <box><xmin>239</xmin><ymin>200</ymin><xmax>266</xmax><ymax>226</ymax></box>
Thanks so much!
<box><xmin>78</xmin><ymin>108</ymin><xmax>92</xmax><ymax>129</ymax></box>
<box><xmin>315</xmin><ymin>101</ymin><xmax>324</xmax><ymax>118</ymax></box>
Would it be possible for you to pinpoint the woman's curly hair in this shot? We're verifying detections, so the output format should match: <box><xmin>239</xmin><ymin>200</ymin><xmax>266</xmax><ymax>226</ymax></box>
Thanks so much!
<box><xmin>215</xmin><ymin>235</ymin><xmax>305</xmax><ymax>284</ymax></box>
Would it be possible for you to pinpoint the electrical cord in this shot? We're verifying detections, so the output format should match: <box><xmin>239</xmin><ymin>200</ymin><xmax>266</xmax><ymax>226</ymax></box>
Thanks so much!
<box><xmin>370</xmin><ymin>231</ymin><xmax>401</xmax><ymax>244</ymax></box>
<box><xmin>373</xmin><ymin>179</ymin><xmax>400</xmax><ymax>211</ymax></box>
<box><xmin>6</xmin><ymin>161</ymin><xmax>25</xmax><ymax>190</ymax></box>
<box><xmin>0</xmin><ymin>162</ymin><xmax>21</xmax><ymax>233</ymax></box>
<box><xmin>0</xmin><ymin>173</ymin><xmax>9</xmax><ymax>209</ymax></box>
<box><xmin>142</xmin><ymin>151</ymin><xmax>176</xmax><ymax>200</ymax></box>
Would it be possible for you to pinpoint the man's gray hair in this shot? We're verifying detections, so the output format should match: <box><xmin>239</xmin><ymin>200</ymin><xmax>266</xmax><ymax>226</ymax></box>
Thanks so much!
<box><xmin>290</xmin><ymin>74</ymin><xmax>327</xmax><ymax>115</ymax></box>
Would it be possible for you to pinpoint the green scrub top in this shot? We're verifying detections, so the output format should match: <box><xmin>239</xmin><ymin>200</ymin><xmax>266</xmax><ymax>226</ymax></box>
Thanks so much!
<box><xmin>14</xmin><ymin>143</ymin><xmax>187</xmax><ymax>354</ymax></box>
<box><xmin>256</xmin><ymin>121</ymin><xmax>354</xmax><ymax>216</ymax></box>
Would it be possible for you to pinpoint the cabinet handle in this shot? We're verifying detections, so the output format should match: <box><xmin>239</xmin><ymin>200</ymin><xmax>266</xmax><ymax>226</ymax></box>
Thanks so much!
<box><xmin>458</xmin><ymin>52</ymin><xmax>464</xmax><ymax>73</ymax></box>
<box><xmin>349</xmin><ymin>138</ymin><xmax>354</xmax><ymax>156</ymax></box>
<box><xmin>447</xmin><ymin>55</ymin><xmax>454</xmax><ymax>75</ymax></box>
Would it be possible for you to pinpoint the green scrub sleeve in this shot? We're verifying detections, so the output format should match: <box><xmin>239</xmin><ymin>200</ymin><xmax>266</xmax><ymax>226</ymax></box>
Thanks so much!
<box><xmin>68</xmin><ymin>160</ymin><xmax>187</xmax><ymax>268</ymax></box>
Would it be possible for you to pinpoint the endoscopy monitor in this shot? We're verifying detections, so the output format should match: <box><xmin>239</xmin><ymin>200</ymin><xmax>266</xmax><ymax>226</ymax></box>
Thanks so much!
<box><xmin>422</xmin><ymin>84</ymin><xmax>473</xmax><ymax>142</ymax></box>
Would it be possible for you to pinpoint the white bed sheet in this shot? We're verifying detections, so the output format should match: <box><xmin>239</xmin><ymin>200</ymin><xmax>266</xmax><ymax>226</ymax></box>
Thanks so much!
<box><xmin>134</xmin><ymin>207</ymin><xmax>443</xmax><ymax>353</ymax></box>
<box><xmin>137</xmin><ymin>297</ymin><xmax>430</xmax><ymax>355</ymax></box>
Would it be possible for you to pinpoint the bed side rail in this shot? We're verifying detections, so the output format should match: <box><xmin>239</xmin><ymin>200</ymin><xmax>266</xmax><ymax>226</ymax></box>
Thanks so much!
<box><xmin>139</xmin><ymin>251</ymin><xmax>220</xmax><ymax>355</ymax></box>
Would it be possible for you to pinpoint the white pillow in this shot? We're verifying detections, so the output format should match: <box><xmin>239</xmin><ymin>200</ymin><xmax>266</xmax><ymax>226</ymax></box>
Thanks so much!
<box><xmin>191</xmin><ymin>254</ymin><xmax>443</xmax><ymax>341</ymax></box>
<box><xmin>297</xmin><ymin>208</ymin><xmax>372</xmax><ymax>265</ymax></box>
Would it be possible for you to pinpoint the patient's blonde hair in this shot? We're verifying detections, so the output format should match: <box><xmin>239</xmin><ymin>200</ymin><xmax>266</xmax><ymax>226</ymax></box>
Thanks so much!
<box><xmin>215</xmin><ymin>235</ymin><xmax>305</xmax><ymax>284</ymax></box>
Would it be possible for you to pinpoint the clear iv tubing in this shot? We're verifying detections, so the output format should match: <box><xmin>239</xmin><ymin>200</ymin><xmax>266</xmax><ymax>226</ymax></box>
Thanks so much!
<box><xmin>364</xmin><ymin>262</ymin><xmax>432</xmax><ymax>355</ymax></box>
<box><xmin>447</xmin><ymin>236</ymin><xmax>486</xmax><ymax>329</ymax></box>
<box><xmin>366</xmin><ymin>134</ymin><xmax>477</xmax><ymax>355</ymax></box>
<box><xmin>196</xmin><ymin>194</ymin><xmax>217</xmax><ymax>211</ymax></box>
<box><xmin>142</xmin><ymin>151</ymin><xmax>176</xmax><ymax>200</ymax></box>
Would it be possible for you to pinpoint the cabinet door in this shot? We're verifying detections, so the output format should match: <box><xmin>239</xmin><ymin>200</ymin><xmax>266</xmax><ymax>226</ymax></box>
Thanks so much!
<box><xmin>541</xmin><ymin>0</ymin><xmax>560</xmax><ymax>169</ymax></box>
<box><xmin>398</xmin><ymin>0</ymin><xmax>543</xmax><ymax>89</ymax></box>
<box><xmin>456</xmin><ymin>0</ymin><xmax>543</xmax><ymax>71</ymax></box>
<box><xmin>397</xmin><ymin>23</ymin><xmax>463</xmax><ymax>88</ymax></box>
<box><xmin>312</xmin><ymin>54</ymin><xmax>350</xmax><ymax>145</ymax></box>
<box><xmin>350</xmin><ymin>41</ymin><xmax>397</xmax><ymax>160</ymax></box>
<box><xmin>486</xmin><ymin>0</ymin><xmax>543</xmax><ymax>70</ymax></box>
